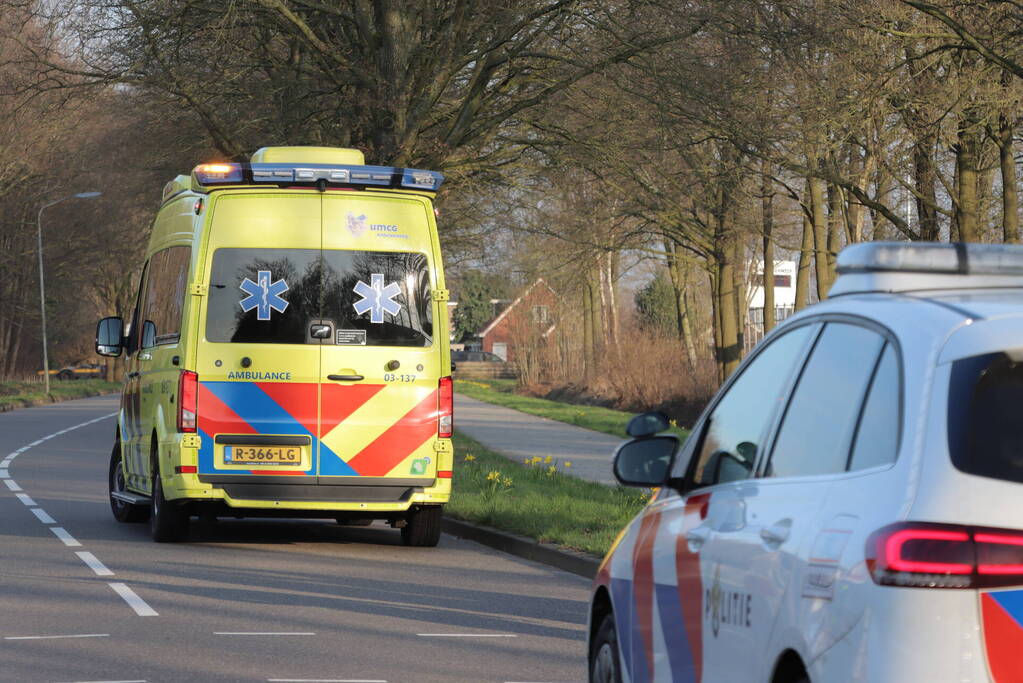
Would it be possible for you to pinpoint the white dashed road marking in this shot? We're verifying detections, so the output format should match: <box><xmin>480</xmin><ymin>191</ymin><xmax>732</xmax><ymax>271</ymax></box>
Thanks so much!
<box><xmin>30</xmin><ymin>507</ymin><xmax>56</xmax><ymax>524</ymax></box>
<box><xmin>3</xmin><ymin>633</ymin><xmax>110</xmax><ymax>640</ymax></box>
<box><xmin>50</xmin><ymin>527</ymin><xmax>82</xmax><ymax>547</ymax></box>
<box><xmin>416</xmin><ymin>633</ymin><xmax>517</xmax><ymax>637</ymax></box>
<box><xmin>76</xmin><ymin>551</ymin><xmax>114</xmax><ymax>577</ymax></box>
<box><xmin>108</xmin><ymin>583</ymin><xmax>158</xmax><ymax>617</ymax></box>
<box><xmin>0</xmin><ymin>412</ymin><xmax>158</xmax><ymax>616</ymax></box>
<box><xmin>215</xmin><ymin>632</ymin><xmax>316</xmax><ymax>636</ymax></box>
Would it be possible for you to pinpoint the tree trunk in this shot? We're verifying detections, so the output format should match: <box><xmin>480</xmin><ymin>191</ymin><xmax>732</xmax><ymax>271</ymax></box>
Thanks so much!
<box><xmin>914</xmin><ymin>131</ymin><xmax>940</xmax><ymax>241</ymax></box>
<box><xmin>589</xmin><ymin>269</ymin><xmax>603</xmax><ymax>358</ymax></box>
<box><xmin>956</xmin><ymin>115</ymin><xmax>982</xmax><ymax>243</ymax></box>
<box><xmin>761</xmin><ymin>163</ymin><xmax>776</xmax><ymax>333</ymax></box>
<box><xmin>810</xmin><ymin>176</ymin><xmax>830</xmax><ymax>301</ymax></box>
<box><xmin>999</xmin><ymin>112</ymin><xmax>1020</xmax><ymax>243</ymax></box>
<box><xmin>826</xmin><ymin>182</ymin><xmax>842</xmax><ymax>288</ymax></box>
<box><xmin>795</xmin><ymin>209</ymin><xmax>813</xmax><ymax>311</ymax></box>
<box><xmin>582</xmin><ymin>284</ymin><xmax>594</xmax><ymax>379</ymax></box>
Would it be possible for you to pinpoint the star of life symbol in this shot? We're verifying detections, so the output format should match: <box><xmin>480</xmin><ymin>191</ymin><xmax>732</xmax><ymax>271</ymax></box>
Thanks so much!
<box><xmin>239</xmin><ymin>270</ymin><xmax>289</xmax><ymax>321</ymax></box>
<box><xmin>353</xmin><ymin>273</ymin><xmax>402</xmax><ymax>324</ymax></box>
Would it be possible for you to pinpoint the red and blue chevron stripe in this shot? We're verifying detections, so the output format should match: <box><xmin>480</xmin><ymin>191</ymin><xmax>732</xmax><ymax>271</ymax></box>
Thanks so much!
<box><xmin>982</xmin><ymin>589</ymin><xmax>1023</xmax><ymax>683</ymax></box>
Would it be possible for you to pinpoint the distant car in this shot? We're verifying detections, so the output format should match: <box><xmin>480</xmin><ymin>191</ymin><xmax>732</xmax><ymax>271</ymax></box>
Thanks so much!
<box><xmin>589</xmin><ymin>241</ymin><xmax>1023</xmax><ymax>683</ymax></box>
<box><xmin>451</xmin><ymin>350</ymin><xmax>506</xmax><ymax>363</ymax></box>
<box><xmin>38</xmin><ymin>362</ymin><xmax>104</xmax><ymax>380</ymax></box>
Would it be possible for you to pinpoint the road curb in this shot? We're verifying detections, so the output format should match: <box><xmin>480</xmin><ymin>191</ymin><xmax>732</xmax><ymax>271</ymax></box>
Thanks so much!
<box><xmin>442</xmin><ymin>516</ymin><xmax>600</xmax><ymax>579</ymax></box>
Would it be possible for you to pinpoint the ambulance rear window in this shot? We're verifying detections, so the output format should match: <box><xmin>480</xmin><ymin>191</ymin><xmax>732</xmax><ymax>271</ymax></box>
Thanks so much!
<box><xmin>205</xmin><ymin>248</ymin><xmax>432</xmax><ymax>346</ymax></box>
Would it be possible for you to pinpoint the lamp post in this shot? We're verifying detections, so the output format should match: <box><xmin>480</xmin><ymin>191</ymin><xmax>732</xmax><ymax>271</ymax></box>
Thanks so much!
<box><xmin>37</xmin><ymin>191</ymin><xmax>102</xmax><ymax>395</ymax></box>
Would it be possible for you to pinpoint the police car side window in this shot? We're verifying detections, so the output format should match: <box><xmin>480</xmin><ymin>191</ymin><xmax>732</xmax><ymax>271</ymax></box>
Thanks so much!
<box><xmin>141</xmin><ymin>246</ymin><xmax>191</xmax><ymax>347</ymax></box>
<box><xmin>690</xmin><ymin>324</ymin><xmax>816</xmax><ymax>488</ymax></box>
<box><xmin>847</xmin><ymin>344</ymin><xmax>900</xmax><ymax>471</ymax></box>
<box><xmin>767</xmin><ymin>322</ymin><xmax>885</xmax><ymax>478</ymax></box>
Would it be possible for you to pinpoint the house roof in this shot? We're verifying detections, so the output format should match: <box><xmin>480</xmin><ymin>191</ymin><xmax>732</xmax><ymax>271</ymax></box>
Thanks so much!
<box><xmin>478</xmin><ymin>278</ymin><xmax>556</xmax><ymax>338</ymax></box>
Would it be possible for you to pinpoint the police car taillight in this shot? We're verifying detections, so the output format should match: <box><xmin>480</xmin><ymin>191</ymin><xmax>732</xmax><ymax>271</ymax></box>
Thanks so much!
<box><xmin>438</xmin><ymin>376</ymin><xmax>453</xmax><ymax>438</ymax></box>
<box><xmin>178</xmin><ymin>370</ymin><xmax>198</xmax><ymax>433</ymax></box>
<box><xmin>867</xmin><ymin>522</ymin><xmax>1023</xmax><ymax>589</ymax></box>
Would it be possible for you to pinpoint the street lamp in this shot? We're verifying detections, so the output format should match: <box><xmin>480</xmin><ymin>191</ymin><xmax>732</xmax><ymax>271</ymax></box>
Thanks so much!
<box><xmin>37</xmin><ymin>191</ymin><xmax>102</xmax><ymax>394</ymax></box>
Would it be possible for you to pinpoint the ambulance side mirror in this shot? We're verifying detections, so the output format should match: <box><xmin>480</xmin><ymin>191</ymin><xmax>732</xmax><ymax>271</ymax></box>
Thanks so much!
<box><xmin>96</xmin><ymin>317</ymin><xmax>124</xmax><ymax>357</ymax></box>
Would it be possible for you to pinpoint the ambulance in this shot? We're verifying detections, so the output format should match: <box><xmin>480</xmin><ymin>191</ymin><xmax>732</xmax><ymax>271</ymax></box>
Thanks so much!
<box><xmin>95</xmin><ymin>147</ymin><xmax>453</xmax><ymax>545</ymax></box>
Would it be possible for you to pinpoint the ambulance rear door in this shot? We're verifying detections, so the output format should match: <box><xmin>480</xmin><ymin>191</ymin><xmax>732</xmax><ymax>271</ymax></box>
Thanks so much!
<box><xmin>195</xmin><ymin>193</ymin><xmax>324</xmax><ymax>484</ymax></box>
<box><xmin>316</xmin><ymin>193</ymin><xmax>441</xmax><ymax>489</ymax></box>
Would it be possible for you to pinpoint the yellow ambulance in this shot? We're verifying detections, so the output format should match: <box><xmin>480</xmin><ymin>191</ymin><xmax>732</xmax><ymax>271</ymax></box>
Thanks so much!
<box><xmin>95</xmin><ymin>147</ymin><xmax>453</xmax><ymax>545</ymax></box>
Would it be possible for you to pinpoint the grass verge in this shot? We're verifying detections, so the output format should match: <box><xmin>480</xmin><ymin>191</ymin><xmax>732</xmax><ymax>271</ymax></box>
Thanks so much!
<box><xmin>455</xmin><ymin>378</ymin><xmax>689</xmax><ymax>439</ymax></box>
<box><xmin>0</xmin><ymin>379</ymin><xmax>120</xmax><ymax>411</ymax></box>
<box><xmin>447</xmin><ymin>431</ymin><xmax>650</xmax><ymax>557</ymax></box>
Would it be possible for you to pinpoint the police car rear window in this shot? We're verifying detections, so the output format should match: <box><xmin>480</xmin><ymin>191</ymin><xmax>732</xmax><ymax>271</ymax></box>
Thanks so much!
<box><xmin>948</xmin><ymin>353</ymin><xmax>1023</xmax><ymax>484</ymax></box>
<box><xmin>205</xmin><ymin>248</ymin><xmax>432</xmax><ymax>346</ymax></box>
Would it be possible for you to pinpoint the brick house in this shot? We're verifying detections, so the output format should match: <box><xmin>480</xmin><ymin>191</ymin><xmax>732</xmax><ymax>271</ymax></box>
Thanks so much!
<box><xmin>476</xmin><ymin>278</ymin><xmax>557</xmax><ymax>361</ymax></box>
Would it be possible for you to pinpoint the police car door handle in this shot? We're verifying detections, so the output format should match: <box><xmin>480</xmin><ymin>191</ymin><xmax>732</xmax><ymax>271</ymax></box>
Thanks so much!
<box><xmin>760</xmin><ymin>521</ymin><xmax>792</xmax><ymax>547</ymax></box>
<box><xmin>328</xmin><ymin>374</ymin><xmax>364</xmax><ymax>382</ymax></box>
<box><xmin>685</xmin><ymin>526</ymin><xmax>712</xmax><ymax>551</ymax></box>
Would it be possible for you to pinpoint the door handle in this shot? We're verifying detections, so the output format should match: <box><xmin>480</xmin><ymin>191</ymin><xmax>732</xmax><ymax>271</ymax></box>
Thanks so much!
<box><xmin>760</xmin><ymin>520</ymin><xmax>792</xmax><ymax>547</ymax></box>
<box><xmin>685</xmin><ymin>526</ymin><xmax>712</xmax><ymax>551</ymax></box>
<box><xmin>327</xmin><ymin>374</ymin><xmax>364</xmax><ymax>382</ymax></box>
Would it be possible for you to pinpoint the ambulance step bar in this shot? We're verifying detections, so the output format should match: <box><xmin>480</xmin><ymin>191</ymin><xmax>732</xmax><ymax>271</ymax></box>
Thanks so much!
<box><xmin>111</xmin><ymin>491</ymin><xmax>152</xmax><ymax>506</ymax></box>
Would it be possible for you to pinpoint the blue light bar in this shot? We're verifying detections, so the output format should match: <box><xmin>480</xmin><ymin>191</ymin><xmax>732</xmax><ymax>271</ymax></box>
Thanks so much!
<box><xmin>192</xmin><ymin>162</ymin><xmax>444</xmax><ymax>192</ymax></box>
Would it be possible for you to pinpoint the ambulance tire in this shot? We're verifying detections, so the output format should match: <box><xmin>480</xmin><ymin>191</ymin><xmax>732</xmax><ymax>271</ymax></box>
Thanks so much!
<box><xmin>109</xmin><ymin>443</ymin><xmax>149</xmax><ymax>523</ymax></box>
<box><xmin>150</xmin><ymin>471</ymin><xmax>188</xmax><ymax>542</ymax></box>
<box><xmin>401</xmin><ymin>505</ymin><xmax>442</xmax><ymax>547</ymax></box>
<box><xmin>589</xmin><ymin>613</ymin><xmax>622</xmax><ymax>683</ymax></box>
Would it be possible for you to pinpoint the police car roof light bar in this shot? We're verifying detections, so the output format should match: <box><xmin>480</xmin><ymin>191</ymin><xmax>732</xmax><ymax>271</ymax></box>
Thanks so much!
<box><xmin>837</xmin><ymin>242</ymin><xmax>1023</xmax><ymax>277</ymax></box>
<box><xmin>830</xmin><ymin>242</ymin><xmax>1023</xmax><ymax>298</ymax></box>
<box><xmin>192</xmin><ymin>162</ymin><xmax>444</xmax><ymax>192</ymax></box>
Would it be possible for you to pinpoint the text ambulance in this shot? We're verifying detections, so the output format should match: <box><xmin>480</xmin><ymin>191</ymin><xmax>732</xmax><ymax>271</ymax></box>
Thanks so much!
<box><xmin>96</xmin><ymin>146</ymin><xmax>453</xmax><ymax>545</ymax></box>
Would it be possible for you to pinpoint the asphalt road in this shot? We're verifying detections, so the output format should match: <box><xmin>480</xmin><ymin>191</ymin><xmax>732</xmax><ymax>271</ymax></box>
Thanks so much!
<box><xmin>0</xmin><ymin>395</ymin><xmax>589</xmax><ymax>683</ymax></box>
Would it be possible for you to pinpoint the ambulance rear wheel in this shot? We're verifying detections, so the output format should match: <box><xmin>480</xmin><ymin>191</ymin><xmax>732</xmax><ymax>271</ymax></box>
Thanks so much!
<box><xmin>108</xmin><ymin>443</ymin><xmax>148</xmax><ymax>523</ymax></box>
<box><xmin>589</xmin><ymin>612</ymin><xmax>622</xmax><ymax>683</ymax></box>
<box><xmin>150</xmin><ymin>471</ymin><xmax>188</xmax><ymax>542</ymax></box>
<box><xmin>401</xmin><ymin>505</ymin><xmax>441</xmax><ymax>547</ymax></box>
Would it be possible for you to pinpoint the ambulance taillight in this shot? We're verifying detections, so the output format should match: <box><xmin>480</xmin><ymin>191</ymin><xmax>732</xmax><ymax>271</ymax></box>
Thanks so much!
<box><xmin>178</xmin><ymin>370</ymin><xmax>198</xmax><ymax>433</ymax></box>
<box><xmin>438</xmin><ymin>376</ymin><xmax>453</xmax><ymax>438</ymax></box>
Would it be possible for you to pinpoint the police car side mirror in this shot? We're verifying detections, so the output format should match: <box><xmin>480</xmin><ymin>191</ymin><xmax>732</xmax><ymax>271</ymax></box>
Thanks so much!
<box><xmin>95</xmin><ymin>317</ymin><xmax>124</xmax><ymax>357</ymax></box>
<box><xmin>613</xmin><ymin>435</ymin><xmax>680</xmax><ymax>487</ymax></box>
<box><xmin>626</xmin><ymin>411</ymin><xmax>671</xmax><ymax>437</ymax></box>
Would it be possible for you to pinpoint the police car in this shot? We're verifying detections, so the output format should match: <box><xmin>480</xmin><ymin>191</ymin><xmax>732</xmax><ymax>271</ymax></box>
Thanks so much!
<box><xmin>590</xmin><ymin>242</ymin><xmax>1023</xmax><ymax>682</ymax></box>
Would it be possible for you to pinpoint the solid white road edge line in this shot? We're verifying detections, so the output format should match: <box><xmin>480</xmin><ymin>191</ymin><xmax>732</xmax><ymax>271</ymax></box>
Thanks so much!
<box><xmin>50</xmin><ymin>527</ymin><xmax>82</xmax><ymax>547</ymax></box>
<box><xmin>267</xmin><ymin>680</ymin><xmax>387</xmax><ymax>683</ymax></box>
<box><xmin>76</xmin><ymin>551</ymin><xmax>114</xmax><ymax>576</ymax></box>
<box><xmin>4</xmin><ymin>633</ymin><xmax>110</xmax><ymax>640</ymax></box>
<box><xmin>108</xmin><ymin>583</ymin><xmax>158</xmax><ymax>617</ymax></box>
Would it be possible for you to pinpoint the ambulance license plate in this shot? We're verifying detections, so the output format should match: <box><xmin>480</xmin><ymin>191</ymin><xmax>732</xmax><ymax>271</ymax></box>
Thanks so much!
<box><xmin>224</xmin><ymin>446</ymin><xmax>301</xmax><ymax>464</ymax></box>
